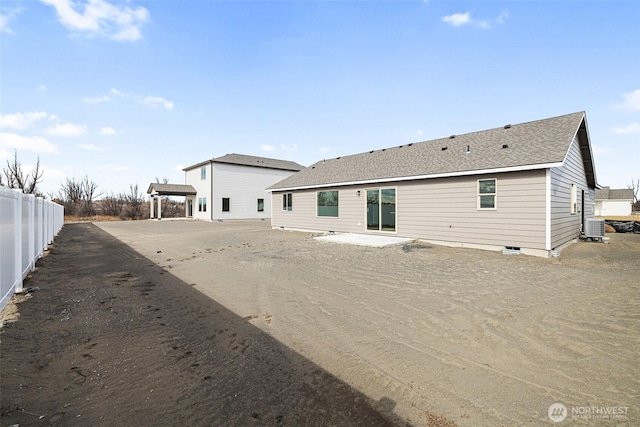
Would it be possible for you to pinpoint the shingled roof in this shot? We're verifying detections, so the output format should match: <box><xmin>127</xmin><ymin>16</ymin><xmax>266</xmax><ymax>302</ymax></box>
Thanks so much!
<box><xmin>596</xmin><ymin>187</ymin><xmax>634</xmax><ymax>200</ymax></box>
<box><xmin>269</xmin><ymin>112</ymin><xmax>596</xmax><ymax>191</ymax></box>
<box><xmin>183</xmin><ymin>154</ymin><xmax>304</xmax><ymax>172</ymax></box>
<box><xmin>147</xmin><ymin>183</ymin><xmax>197</xmax><ymax>196</ymax></box>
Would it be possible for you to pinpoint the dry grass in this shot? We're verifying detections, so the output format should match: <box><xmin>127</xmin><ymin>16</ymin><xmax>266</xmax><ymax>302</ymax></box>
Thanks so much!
<box><xmin>596</xmin><ymin>215</ymin><xmax>639</xmax><ymax>221</ymax></box>
<box><xmin>64</xmin><ymin>215</ymin><xmax>122</xmax><ymax>223</ymax></box>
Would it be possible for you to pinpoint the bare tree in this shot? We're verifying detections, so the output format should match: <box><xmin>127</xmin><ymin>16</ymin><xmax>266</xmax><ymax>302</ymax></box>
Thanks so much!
<box><xmin>80</xmin><ymin>175</ymin><xmax>102</xmax><ymax>216</ymax></box>
<box><xmin>58</xmin><ymin>177</ymin><xmax>84</xmax><ymax>215</ymax></box>
<box><xmin>101</xmin><ymin>192</ymin><xmax>124</xmax><ymax>217</ymax></box>
<box><xmin>629</xmin><ymin>179</ymin><xmax>640</xmax><ymax>211</ymax></box>
<box><xmin>121</xmin><ymin>184</ymin><xmax>145</xmax><ymax>220</ymax></box>
<box><xmin>628</xmin><ymin>179</ymin><xmax>639</xmax><ymax>203</ymax></box>
<box><xmin>1</xmin><ymin>150</ymin><xmax>44</xmax><ymax>195</ymax></box>
<box><xmin>57</xmin><ymin>175</ymin><xmax>101</xmax><ymax>217</ymax></box>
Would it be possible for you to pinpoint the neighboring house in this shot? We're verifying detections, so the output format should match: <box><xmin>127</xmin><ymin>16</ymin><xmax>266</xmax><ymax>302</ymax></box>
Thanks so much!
<box><xmin>268</xmin><ymin>111</ymin><xmax>598</xmax><ymax>257</ymax></box>
<box><xmin>595</xmin><ymin>187</ymin><xmax>633</xmax><ymax>217</ymax></box>
<box><xmin>183</xmin><ymin>153</ymin><xmax>304</xmax><ymax>220</ymax></box>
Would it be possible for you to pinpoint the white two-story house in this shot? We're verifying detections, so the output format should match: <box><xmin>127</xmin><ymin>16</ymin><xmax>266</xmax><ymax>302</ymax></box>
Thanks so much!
<box><xmin>184</xmin><ymin>153</ymin><xmax>304</xmax><ymax>220</ymax></box>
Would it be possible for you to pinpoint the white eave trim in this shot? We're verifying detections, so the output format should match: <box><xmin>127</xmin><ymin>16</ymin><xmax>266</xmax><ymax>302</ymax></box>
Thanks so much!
<box><xmin>268</xmin><ymin>162</ymin><xmax>563</xmax><ymax>192</ymax></box>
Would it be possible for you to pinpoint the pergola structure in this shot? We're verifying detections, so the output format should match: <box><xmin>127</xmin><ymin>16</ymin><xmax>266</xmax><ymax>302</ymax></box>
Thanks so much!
<box><xmin>146</xmin><ymin>183</ymin><xmax>197</xmax><ymax>219</ymax></box>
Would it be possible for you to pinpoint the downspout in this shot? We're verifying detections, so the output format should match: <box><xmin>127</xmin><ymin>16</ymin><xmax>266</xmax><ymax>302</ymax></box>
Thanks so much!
<box><xmin>546</xmin><ymin>168</ymin><xmax>551</xmax><ymax>252</ymax></box>
<box><xmin>210</xmin><ymin>160</ymin><xmax>214</xmax><ymax>221</ymax></box>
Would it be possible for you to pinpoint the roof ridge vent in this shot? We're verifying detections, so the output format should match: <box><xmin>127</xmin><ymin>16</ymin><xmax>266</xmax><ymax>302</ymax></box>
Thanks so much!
<box><xmin>441</xmin><ymin>146</ymin><xmax>448</xmax><ymax>151</ymax></box>
<box><xmin>449</xmin><ymin>135</ymin><xmax>456</xmax><ymax>139</ymax></box>
<box><xmin>504</xmin><ymin>124</ymin><xmax>512</xmax><ymax>129</ymax></box>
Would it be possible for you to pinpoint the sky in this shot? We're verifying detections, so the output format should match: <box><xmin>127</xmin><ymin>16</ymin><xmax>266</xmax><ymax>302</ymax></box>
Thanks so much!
<box><xmin>0</xmin><ymin>0</ymin><xmax>639</xmax><ymax>198</ymax></box>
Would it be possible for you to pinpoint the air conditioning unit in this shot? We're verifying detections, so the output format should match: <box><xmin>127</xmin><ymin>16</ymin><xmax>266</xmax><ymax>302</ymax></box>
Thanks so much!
<box><xmin>583</xmin><ymin>218</ymin><xmax>605</xmax><ymax>241</ymax></box>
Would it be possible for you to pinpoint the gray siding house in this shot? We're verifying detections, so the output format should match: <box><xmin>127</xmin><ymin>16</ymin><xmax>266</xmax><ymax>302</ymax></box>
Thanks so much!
<box><xmin>268</xmin><ymin>112</ymin><xmax>598</xmax><ymax>257</ymax></box>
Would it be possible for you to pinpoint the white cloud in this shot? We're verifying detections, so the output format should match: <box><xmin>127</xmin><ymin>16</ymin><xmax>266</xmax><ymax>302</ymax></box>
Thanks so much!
<box><xmin>612</xmin><ymin>122</ymin><xmax>640</xmax><ymax>134</ymax></box>
<box><xmin>144</xmin><ymin>96</ymin><xmax>174</xmax><ymax>110</ymax></box>
<box><xmin>0</xmin><ymin>111</ymin><xmax>49</xmax><ymax>130</ymax></box>
<box><xmin>110</xmin><ymin>87</ymin><xmax>126</xmax><ymax>97</ymax></box>
<box><xmin>97</xmin><ymin>164</ymin><xmax>131</xmax><ymax>171</ymax></box>
<box><xmin>442</xmin><ymin>12</ymin><xmax>470</xmax><ymax>27</ymax></box>
<box><xmin>0</xmin><ymin>132</ymin><xmax>58</xmax><ymax>153</ymax></box>
<box><xmin>100</xmin><ymin>126</ymin><xmax>116</xmax><ymax>135</ymax></box>
<box><xmin>44</xmin><ymin>122</ymin><xmax>88</xmax><ymax>137</ymax></box>
<box><xmin>280</xmin><ymin>143</ymin><xmax>298</xmax><ymax>153</ymax></box>
<box><xmin>0</xmin><ymin>14</ymin><xmax>10</xmax><ymax>33</ymax></box>
<box><xmin>38</xmin><ymin>84</ymin><xmax>47</xmax><ymax>91</ymax></box>
<box><xmin>496</xmin><ymin>11</ymin><xmax>509</xmax><ymax>25</ymax></box>
<box><xmin>83</xmin><ymin>95</ymin><xmax>110</xmax><ymax>103</ymax></box>
<box><xmin>39</xmin><ymin>0</ymin><xmax>149</xmax><ymax>41</ymax></box>
<box><xmin>0</xmin><ymin>7</ymin><xmax>22</xmax><ymax>34</ymax></box>
<box><xmin>260</xmin><ymin>144</ymin><xmax>274</xmax><ymax>152</ymax></box>
<box><xmin>618</xmin><ymin>89</ymin><xmax>640</xmax><ymax>111</ymax></box>
<box><xmin>442</xmin><ymin>11</ymin><xmax>508</xmax><ymax>29</ymax></box>
<box><xmin>78</xmin><ymin>143</ymin><xmax>106</xmax><ymax>151</ymax></box>
<box><xmin>592</xmin><ymin>144</ymin><xmax>612</xmax><ymax>156</ymax></box>
<box><xmin>41</xmin><ymin>165</ymin><xmax>66</xmax><ymax>181</ymax></box>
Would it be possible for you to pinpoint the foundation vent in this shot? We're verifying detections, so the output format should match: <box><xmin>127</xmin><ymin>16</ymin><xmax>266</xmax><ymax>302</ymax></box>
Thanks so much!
<box><xmin>502</xmin><ymin>246</ymin><xmax>521</xmax><ymax>255</ymax></box>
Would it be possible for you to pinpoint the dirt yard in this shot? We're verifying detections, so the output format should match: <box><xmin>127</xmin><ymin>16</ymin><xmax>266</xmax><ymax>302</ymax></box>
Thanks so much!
<box><xmin>2</xmin><ymin>220</ymin><xmax>638</xmax><ymax>426</ymax></box>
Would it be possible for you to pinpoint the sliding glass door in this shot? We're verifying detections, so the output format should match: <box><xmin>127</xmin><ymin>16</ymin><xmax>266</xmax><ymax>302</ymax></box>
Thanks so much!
<box><xmin>366</xmin><ymin>188</ymin><xmax>396</xmax><ymax>232</ymax></box>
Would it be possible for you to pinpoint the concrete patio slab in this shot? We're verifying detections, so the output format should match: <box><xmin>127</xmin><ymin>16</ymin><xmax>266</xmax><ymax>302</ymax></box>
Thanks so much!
<box><xmin>314</xmin><ymin>232</ymin><xmax>414</xmax><ymax>248</ymax></box>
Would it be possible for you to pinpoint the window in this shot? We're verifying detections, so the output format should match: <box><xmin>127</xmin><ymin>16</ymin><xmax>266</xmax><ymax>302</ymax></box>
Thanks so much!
<box><xmin>222</xmin><ymin>197</ymin><xmax>230</xmax><ymax>212</ymax></box>
<box><xmin>317</xmin><ymin>191</ymin><xmax>339</xmax><ymax>217</ymax></box>
<box><xmin>200</xmin><ymin>166</ymin><xmax>206</xmax><ymax>180</ymax></box>
<box><xmin>478</xmin><ymin>179</ymin><xmax>496</xmax><ymax>209</ymax></box>
<box><xmin>257</xmin><ymin>198</ymin><xmax>264</xmax><ymax>212</ymax></box>
<box><xmin>282</xmin><ymin>193</ymin><xmax>292</xmax><ymax>211</ymax></box>
<box><xmin>570</xmin><ymin>184</ymin><xmax>577</xmax><ymax>214</ymax></box>
<box><xmin>198</xmin><ymin>197</ymin><xmax>207</xmax><ymax>212</ymax></box>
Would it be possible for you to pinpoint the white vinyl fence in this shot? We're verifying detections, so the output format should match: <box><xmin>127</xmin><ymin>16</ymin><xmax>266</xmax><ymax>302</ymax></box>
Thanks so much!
<box><xmin>1</xmin><ymin>187</ymin><xmax>64</xmax><ymax>312</ymax></box>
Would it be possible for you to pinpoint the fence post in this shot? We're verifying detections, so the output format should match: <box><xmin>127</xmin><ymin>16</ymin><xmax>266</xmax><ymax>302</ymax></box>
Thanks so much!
<box><xmin>13</xmin><ymin>190</ymin><xmax>23</xmax><ymax>293</ymax></box>
<box><xmin>28</xmin><ymin>195</ymin><xmax>35</xmax><ymax>272</ymax></box>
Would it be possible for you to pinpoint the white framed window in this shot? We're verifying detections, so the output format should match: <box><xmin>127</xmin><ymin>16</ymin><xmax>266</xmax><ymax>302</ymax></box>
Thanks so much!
<box><xmin>282</xmin><ymin>193</ymin><xmax>293</xmax><ymax>211</ymax></box>
<box><xmin>317</xmin><ymin>191</ymin><xmax>339</xmax><ymax>217</ymax></box>
<box><xmin>198</xmin><ymin>197</ymin><xmax>207</xmax><ymax>212</ymax></box>
<box><xmin>570</xmin><ymin>184</ymin><xmax>577</xmax><ymax>214</ymax></box>
<box><xmin>201</xmin><ymin>166</ymin><xmax>206</xmax><ymax>180</ymax></box>
<box><xmin>478</xmin><ymin>179</ymin><xmax>497</xmax><ymax>210</ymax></box>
